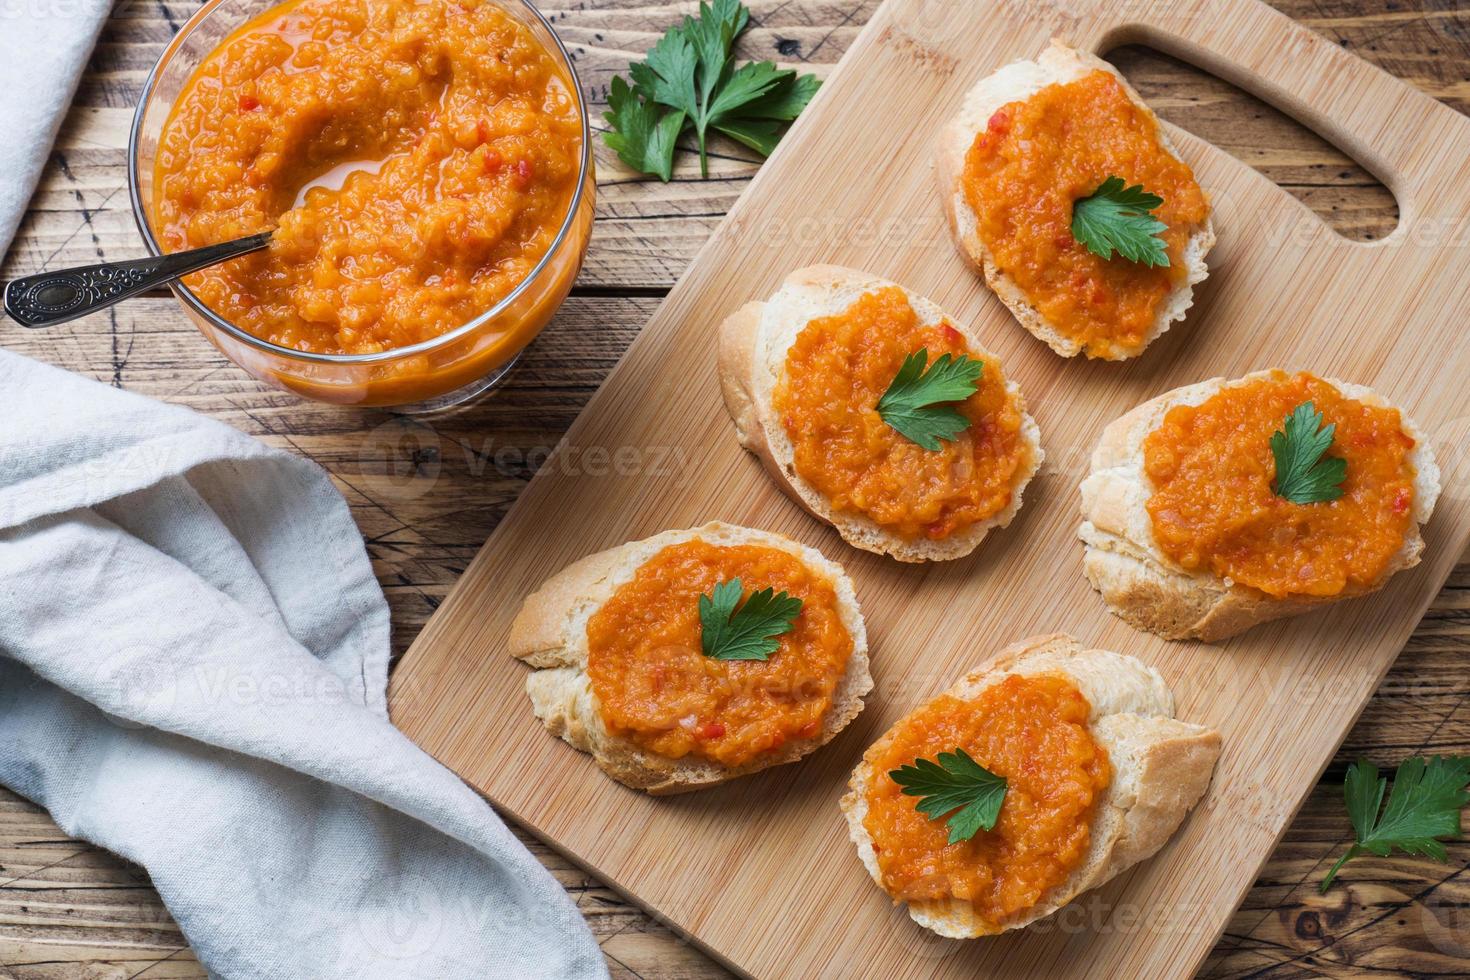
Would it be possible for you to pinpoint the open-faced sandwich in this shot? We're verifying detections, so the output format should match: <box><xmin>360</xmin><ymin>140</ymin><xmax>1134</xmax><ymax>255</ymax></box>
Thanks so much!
<box><xmin>719</xmin><ymin>265</ymin><xmax>1042</xmax><ymax>562</ymax></box>
<box><xmin>937</xmin><ymin>41</ymin><xmax>1215</xmax><ymax>360</ymax></box>
<box><xmin>842</xmin><ymin>633</ymin><xmax>1220</xmax><ymax>938</ymax></box>
<box><xmin>1080</xmin><ymin>370</ymin><xmax>1440</xmax><ymax>641</ymax></box>
<box><xmin>509</xmin><ymin>522</ymin><xmax>870</xmax><ymax>793</ymax></box>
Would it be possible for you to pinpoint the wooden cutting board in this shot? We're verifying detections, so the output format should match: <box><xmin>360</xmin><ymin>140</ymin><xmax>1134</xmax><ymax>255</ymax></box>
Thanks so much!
<box><xmin>389</xmin><ymin>0</ymin><xmax>1470</xmax><ymax>975</ymax></box>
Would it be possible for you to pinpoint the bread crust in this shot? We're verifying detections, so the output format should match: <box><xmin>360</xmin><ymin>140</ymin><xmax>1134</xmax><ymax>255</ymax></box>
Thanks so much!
<box><xmin>936</xmin><ymin>40</ymin><xmax>1216</xmax><ymax>360</ymax></box>
<box><xmin>717</xmin><ymin>264</ymin><xmax>1043</xmax><ymax>562</ymax></box>
<box><xmin>509</xmin><ymin>522</ymin><xmax>872</xmax><ymax>794</ymax></box>
<box><xmin>1079</xmin><ymin>372</ymin><xmax>1442</xmax><ymax>642</ymax></box>
<box><xmin>840</xmin><ymin>633</ymin><xmax>1220</xmax><ymax>938</ymax></box>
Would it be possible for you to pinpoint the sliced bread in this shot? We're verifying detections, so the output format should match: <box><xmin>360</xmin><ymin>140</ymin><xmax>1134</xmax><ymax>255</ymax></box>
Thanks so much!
<box><xmin>509</xmin><ymin>522</ymin><xmax>871</xmax><ymax>794</ymax></box>
<box><xmin>719</xmin><ymin>264</ymin><xmax>1042</xmax><ymax>562</ymax></box>
<box><xmin>841</xmin><ymin>633</ymin><xmax>1220</xmax><ymax>937</ymax></box>
<box><xmin>1079</xmin><ymin>372</ymin><xmax>1441</xmax><ymax>642</ymax></box>
<box><xmin>936</xmin><ymin>40</ymin><xmax>1216</xmax><ymax>359</ymax></box>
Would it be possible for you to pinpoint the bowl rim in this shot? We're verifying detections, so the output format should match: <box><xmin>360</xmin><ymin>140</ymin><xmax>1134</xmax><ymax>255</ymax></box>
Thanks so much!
<box><xmin>126</xmin><ymin>0</ymin><xmax>593</xmax><ymax>366</ymax></box>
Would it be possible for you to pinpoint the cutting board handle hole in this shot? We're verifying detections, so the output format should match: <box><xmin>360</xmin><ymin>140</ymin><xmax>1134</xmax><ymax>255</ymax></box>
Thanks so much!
<box><xmin>1099</xmin><ymin>41</ymin><xmax>1400</xmax><ymax>245</ymax></box>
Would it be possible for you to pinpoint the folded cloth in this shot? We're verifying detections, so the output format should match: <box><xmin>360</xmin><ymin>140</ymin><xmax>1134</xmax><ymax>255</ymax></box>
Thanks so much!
<box><xmin>0</xmin><ymin>350</ymin><xmax>607</xmax><ymax>979</ymax></box>
<box><xmin>0</xmin><ymin>0</ymin><xmax>114</xmax><ymax>254</ymax></box>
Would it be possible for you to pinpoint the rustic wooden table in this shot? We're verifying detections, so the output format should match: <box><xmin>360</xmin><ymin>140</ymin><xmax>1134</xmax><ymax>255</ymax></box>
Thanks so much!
<box><xmin>2</xmin><ymin>1</ymin><xmax>1469</xmax><ymax>977</ymax></box>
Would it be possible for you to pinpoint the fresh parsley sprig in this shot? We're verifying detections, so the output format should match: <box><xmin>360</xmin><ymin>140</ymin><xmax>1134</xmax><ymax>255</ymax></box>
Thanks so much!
<box><xmin>603</xmin><ymin>0</ymin><xmax>821</xmax><ymax>180</ymax></box>
<box><xmin>889</xmin><ymin>749</ymin><xmax>1007</xmax><ymax>844</ymax></box>
<box><xmin>698</xmin><ymin>577</ymin><xmax>803</xmax><ymax>661</ymax></box>
<box><xmin>1071</xmin><ymin>176</ymin><xmax>1170</xmax><ymax>267</ymax></box>
<box><xmin>1320</xmin><ymin>756</ymin><xmax>1470</xmax><ymax>892</ymax></box>
<box><xmin>1270</xmin><ymin>401</ymin><xmax>1347</xmax><ymax>504</ymax></box>
<box><xmin>876</xmin><ymin>348</ymin><xmax>983</xmax><ymax>451</ymax></box>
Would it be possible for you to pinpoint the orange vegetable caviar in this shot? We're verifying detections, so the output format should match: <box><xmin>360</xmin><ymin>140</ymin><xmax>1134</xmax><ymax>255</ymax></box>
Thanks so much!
<box><xmin>153</xmin><ymin>0</ymin><xmax>581</xmax><ymax>356</ymax></box>
<box><xmin>1144</xmin><ymin>371</ymin><xmax>1418</xmax><ymax>598</ymax></box>
<box><xmin>773</xmin><ymin>287</ymin><xmax>1032</xmax><ymax>541</ymax></box>
<box><xmin>585</xmin><ymin>540</ymin><xmax>854</xmax><ymax>768</ymax></box>
<box><xmin>862</xmin><ymin>674</ymin><xmax>1110</xmax><ymax>928</ymax></box>
<box><xmin>962</xmin><ymin>70</ymin><xmax>1209</xmax><ymax>358</ymax></box>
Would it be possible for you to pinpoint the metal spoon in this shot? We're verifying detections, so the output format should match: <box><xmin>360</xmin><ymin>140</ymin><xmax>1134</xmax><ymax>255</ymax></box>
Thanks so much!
<box><xmin>2</xmin><ymin>231</ymin><xmax>272</xmax><ymax>328</ymax></box>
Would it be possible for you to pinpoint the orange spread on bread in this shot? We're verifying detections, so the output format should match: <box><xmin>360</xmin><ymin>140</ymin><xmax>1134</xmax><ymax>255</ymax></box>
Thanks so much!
<box><xmin>861</xmin><ymin>673</ymin><xmax>1110</xmax><ymax>929</ymax></box>
<box><xmin>773</xmin><ymin>286</ymin><xmax>1031</xmax><ymax>541</ymax></box>
<box><xmin>586</xmin><ymin>540</ymin><xmax>852</xmax><ymax>767</ymax></box>
<box><xmin>961</xmin><ymin>69</ymin><xmax>1208</xmax><ymax>357</ymax></box>
<box><xmin>1144</xmin><ymin>371</ymin><xmax>1418</xmax><ymax>598</ymax></box>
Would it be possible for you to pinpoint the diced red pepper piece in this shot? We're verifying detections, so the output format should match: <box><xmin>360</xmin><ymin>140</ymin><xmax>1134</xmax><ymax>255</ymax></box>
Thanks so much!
<box><xmin>513</xmin><ymin>158</ymin><xmax>534</xmax><ymax>189</ymax></box>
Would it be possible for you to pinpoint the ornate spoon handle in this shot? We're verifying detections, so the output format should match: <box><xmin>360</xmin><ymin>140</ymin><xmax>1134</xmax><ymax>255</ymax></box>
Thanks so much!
<box><xmin>3</xmin><ymin>231</ymin><xmax>273</xmax><ymax>328</ymax></box>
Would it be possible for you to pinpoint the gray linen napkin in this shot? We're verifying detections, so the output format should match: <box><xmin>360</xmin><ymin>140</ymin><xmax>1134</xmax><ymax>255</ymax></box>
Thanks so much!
<box><xmin>0</xmin><ymin>0</ymin><xmax>114</xmax><ymax>252</ymax></box>
<box><xmin>0</xmin><ymin>349</ymin><xmax>609</xmax><ymax>977</ymax></box>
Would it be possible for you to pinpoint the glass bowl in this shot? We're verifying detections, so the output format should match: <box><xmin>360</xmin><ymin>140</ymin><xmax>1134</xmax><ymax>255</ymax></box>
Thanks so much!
<box><xmin>128</xmin><ymin>0</ymin><xmax>594</xmax><ymax>411</ymax></box>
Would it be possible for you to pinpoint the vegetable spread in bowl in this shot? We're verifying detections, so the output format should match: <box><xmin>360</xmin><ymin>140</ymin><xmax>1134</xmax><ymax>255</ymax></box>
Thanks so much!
<box><xmin>153</xmin><ymin>0</ymin><xmax>583</xmax><ymax>357</ymax></box>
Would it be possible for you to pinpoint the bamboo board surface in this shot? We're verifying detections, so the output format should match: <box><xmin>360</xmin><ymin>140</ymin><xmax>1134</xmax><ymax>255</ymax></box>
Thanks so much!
<box><xmin>377</xmin><ymin>0</ymin><xmax>1470</xmax><ymax>976</ymax></box>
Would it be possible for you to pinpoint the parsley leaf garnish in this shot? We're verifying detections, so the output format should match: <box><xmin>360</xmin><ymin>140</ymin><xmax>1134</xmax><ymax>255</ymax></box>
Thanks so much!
<box><xmin>629</xmin><ymin>28</ymin><xmax>698</xmax><ymax>121</ymax></box>
<box><xmin>875</xmin><ymin>348</ymin><xmax>983</xmax><ymax>451</ymax></box>
<box><xmin>1071</xmin><ymin>176</ymin><xmax>1170</xmax><ymax>267</ymax></box>
<box><xmin>603</xmin><ymin>77</ymin><xmax>685</xmax><ymax>182</ymax></box>
<box><xmin>1320</xmin><ymin>756</ymin><xmax>1470</xmax><ymax>892</ymax></box>
<box><xmin>604</xmin><ymin>0</ymin><xmax>821</xmax><ymax>180</ymax></box>
<box><xmin>889</xmin><ymin>749</ymin><xmax>1007</xmax><ymax>844</ymax></box>
<box><xmin>1270</xmin><ymin>401</ymin><xmax>1347</xmax><ymax>504</ymax></box>
<box><xmin>698</xmin><ymin>577</ymin><xmax>803</xmax><ymax>661</ymax></box>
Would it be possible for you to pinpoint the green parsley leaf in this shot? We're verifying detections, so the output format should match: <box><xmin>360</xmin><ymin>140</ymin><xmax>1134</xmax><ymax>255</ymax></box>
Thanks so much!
<box><xmin>711</xmin><ymin>116</ymin><xmax>784</xmax><ymax>156</ymax></box>
<box><xmin>677</xmin><ymin>0</ymin><xmax>742</xmax><ymax>176</ymax></box>
<box><xmin>889</xmin><ymin>749</ymin><xmax>1007</xmax><ymax>844</ymax></box>
<box><xmin>1320</xmin><ymin>756</ymin><xmax>1470</xmax><ymax>892</ymax></box>
<box><xmin>629</xmin><ymin>28</ymin><xmax>698</xmax><ymax>118</ymax></box>
<box><xmin>1071</xmin><ymin>175</ymin><xmax>1170</xmax><ymax>267</ymax></box>
<box><xmin>739</xmin><ymin>72</ymin><xmax>821</xmax><ymax>122</ymax></box>
<box><xmin>698</xmin><ymin>577</ymin><xmax>803</xmax><ymax>661</ymax></box>
<box><xmin>711</xmin><ymin>71</ymin><xmax>821</xmax><ymax>155</ymax></box>
<box><xmin>602</xmin><ymin>0</ymin><xmax>820</xmax><ymax>180</ymax></box>
<box><xmin>1270</xmin><ymin>401</ymin><xmax>1347</xmax><ymax>504</ymax></box>
<box><xmin>876</xmin><ymin>348</ymin><xmax>984</xmax><ymax>451</ymax></box>
<box><xmin>708</xmin><ymin>59</ymin><xmax>791</xmax><ymax>119</ymax></box>
<box><xmin>602</xmin><ymin>76</ymin><xmax>684</xmax><ymax>182</ymax></box>
<box><xmin>684</xmin><ymin>0</ymin><xmax>747</xmax><ymax>106</ymax></box>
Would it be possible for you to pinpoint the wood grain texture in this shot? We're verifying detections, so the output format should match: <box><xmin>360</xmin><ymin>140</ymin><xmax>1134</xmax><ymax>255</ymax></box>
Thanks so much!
<box><xmin>387</xmin><ymin>0</ymin><xmax>1470</xmax><ymax>976</ymax></box>
<box><xmin>13</xmin><ymin>0</ymin><xmax>1469</xmax><ymax>285</ymax></box>
<box><xmin>4</xmin><ymin>0</ymin><xmax>1470</xmax><ymax>977</ymax></box>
